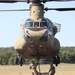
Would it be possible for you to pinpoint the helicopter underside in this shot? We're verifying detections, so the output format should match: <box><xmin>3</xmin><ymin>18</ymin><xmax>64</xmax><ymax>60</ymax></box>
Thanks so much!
<box><xmin>14</xmin><ymin>36</ymin><xmax>60</xmax><ymax>59</ymax></box>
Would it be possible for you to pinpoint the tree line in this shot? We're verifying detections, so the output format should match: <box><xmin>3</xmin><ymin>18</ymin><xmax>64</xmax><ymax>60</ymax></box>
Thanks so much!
<box><xmin>60</xmin><ymin>47</ymin><xmax>75</xmax><ymax>63</ymax></box>
<box><xmin>0</xmin><ymin>46</ymin><xmax>75</xmax><ymax>65</ymax></box>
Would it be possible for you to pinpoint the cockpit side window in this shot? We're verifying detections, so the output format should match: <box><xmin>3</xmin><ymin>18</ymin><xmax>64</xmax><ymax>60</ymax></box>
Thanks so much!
<box><xmin>25</xmin><ymin>21</ymin><xmax>33</xmax><ymax>28</ymax></box>
<box><xmin>40</xmin><ymin>21</ymin><xmax>48</xmax><ymax>28</ymax></box>
<box><xmin>42</xmin><ymin>18</ymin><xmax>52</xmax><ymax>31</ymax></box>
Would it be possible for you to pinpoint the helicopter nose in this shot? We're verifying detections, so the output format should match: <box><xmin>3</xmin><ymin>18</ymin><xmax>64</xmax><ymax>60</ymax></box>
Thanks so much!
<box><xmin>25</xmin><ymin>28</ymin><xmax>48</xmax><ymax>41</ymax></box>
<box><xmin>24</xmin><ymin>28</ymin><xmax>53</xmax><ymax>43</ymax></box>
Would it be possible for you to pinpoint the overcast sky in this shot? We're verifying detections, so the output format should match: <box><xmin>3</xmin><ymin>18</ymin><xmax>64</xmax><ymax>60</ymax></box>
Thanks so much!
<box><xmin>0</xmin><ymin>1</ymin><xmax>75</xmax><ymax>47</ymax></box>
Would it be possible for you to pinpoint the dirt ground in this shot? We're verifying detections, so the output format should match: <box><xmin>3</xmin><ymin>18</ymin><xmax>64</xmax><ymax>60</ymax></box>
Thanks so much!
<box><xmin>0</xmin><ymin>63</ymin><xmax>75</xmax><ymax>75</ymax></box>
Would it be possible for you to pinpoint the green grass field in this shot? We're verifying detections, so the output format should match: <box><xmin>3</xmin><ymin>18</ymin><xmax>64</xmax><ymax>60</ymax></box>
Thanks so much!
<box><xmin>0</xmin><ymin>63</ymin><xmax>75</xmax><ymax>75</ymax></box>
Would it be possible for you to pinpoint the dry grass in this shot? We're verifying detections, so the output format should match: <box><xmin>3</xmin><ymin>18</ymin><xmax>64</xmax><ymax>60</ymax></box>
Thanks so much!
<box><xmin>0</xmin><ymin>63</ymin><xmax>75</xmax><ymax>75</ymax></box>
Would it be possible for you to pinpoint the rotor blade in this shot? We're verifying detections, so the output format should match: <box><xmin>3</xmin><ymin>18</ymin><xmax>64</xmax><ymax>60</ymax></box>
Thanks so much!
<box><xmin>0</xmin><ymin>9</ymin><xmax>29</xmax><ymax>12</ymax></box>
<box><xmin>0</xmin><ymin>0</ymin><xmax>17</xmax><ymax>3</ymax></box>
<box><xmin>0</xmin><ymin>0</ymin><xmax>25</xmax><ymax>3</ymax></box>
<box><xmin>55</xmin><ymin>8</ymin><xmax>75</xmax><ymax>11</ymax></box>
<box><xmin>48</xmin><ymin>0</ymin><xmax>75</xmax><ymax>1</ymax></box>
<box><xmin>0</xmin><ymin>0</ymin><xmax>75</xmax><ymax>3</ymax></box>
<box><xmin>45</xmin><ymin>7</ymin><xmax>75</xmax><ymax>11</ymax></box>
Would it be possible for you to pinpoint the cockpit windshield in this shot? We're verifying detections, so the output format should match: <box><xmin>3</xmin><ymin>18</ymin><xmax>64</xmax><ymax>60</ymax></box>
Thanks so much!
<box><xmin>34</xmin><ymin>22</ymin><xmax>39</xmax><ymax>27</ymax></box>
<box><xmin>24</xmin><ymin>18</ymin><xmax>50</xmax><ymax>29</ymax></box>
<box><xmin>25</xmin><ymin>21</ymin><xmax>33</xmax><ymax>28</ymax></box>
<box><xmin>25</xmin><ymin>21</ymin><xmax>48</xmax><ymax>28</ymax></box>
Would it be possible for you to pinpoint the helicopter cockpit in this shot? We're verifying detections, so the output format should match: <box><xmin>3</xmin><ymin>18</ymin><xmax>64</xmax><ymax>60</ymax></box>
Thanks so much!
<box><xmin>25</xmin><ymin>20</ymin><xmax>48</xmax><ymax>28</ymax></box>
<box><xmin>21</xmin><ymin>18</ymin><xmax>53</xmax><ymax>37</ymax></box>
<box><xmin>21</xmin><ymin>18</ymin><xmax>53</xmax><ymax>41</ymax></box>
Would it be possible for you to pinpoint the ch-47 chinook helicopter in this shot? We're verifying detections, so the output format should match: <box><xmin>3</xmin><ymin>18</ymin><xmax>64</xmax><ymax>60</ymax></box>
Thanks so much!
<box><xmin>0</xmin><ymin>0</ymin><xmax>75</xmax><ymax>67</ymax></box>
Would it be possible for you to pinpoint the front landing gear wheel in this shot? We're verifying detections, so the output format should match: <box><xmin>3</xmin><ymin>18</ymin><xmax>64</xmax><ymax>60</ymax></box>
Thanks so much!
<box><xmin>15</xmin><ymin>56</ymin><xmax>24</xmax><ymax>66</ymax></box>
<box><xmin>15</xmin><ymin>57</ymin><xmax>19</xmax><ymax>65</ymax></box>
<box><xmin>53</xmin><ymin>55</ymin><xmax>60</xmax><ymax>66</ymax></box>
<box><xmin>19</xmin><ymin>57</ymin><xmax>24</xmax><ymax>66</ymax></box>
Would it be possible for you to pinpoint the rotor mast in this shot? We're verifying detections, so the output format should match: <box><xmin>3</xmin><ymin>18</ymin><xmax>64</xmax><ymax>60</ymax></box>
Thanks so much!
<box><xmin>30</xmin><ymin>3</ymin><xmax>44</xmax><ymax>20</ymax></box>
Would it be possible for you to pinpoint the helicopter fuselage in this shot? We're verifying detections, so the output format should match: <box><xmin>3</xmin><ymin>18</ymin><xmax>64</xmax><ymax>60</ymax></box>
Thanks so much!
<box><xmin>14</xmin><ymin>18</ymin><xmax>60</xmax><ymax>59</ymax></box>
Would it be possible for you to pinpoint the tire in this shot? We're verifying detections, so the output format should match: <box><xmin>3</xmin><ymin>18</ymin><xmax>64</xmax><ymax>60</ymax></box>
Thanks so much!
<box><xmin>19</xmin><ymin>57</ymin><xmax>23</xmax><ymax>66</ymax></box>
<box><xmin>15</xmin><ymin>57</ymin><xmax>19</xmax><ymax>65</ymax></box>
<box><xmin>57</xmin><ymin>55</ymin><xmax>60</xmax><ymax>64</ymax></box>
<box><xmin>53</xmin><ymin>57</ymin><xmax>56</xmax><ymax>64</ymax></box>
<box><xmin>55</xmin><ymin>63</ymin><xmax>58</xmax><ymax>66</ymax></box>
<box><xmin>53</xmin><ymin>55</ymin><xmax>60</xmax><ymax>66</ymax></box>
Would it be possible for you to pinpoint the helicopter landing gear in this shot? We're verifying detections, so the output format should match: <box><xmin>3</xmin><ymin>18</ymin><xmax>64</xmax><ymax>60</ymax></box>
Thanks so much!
<box><xmin>15</xmin><ymin>56</ymin><xmax>24</xmax><ymax>66</ymax></box>
<box><xmin>15</xmin><ymin>56</ymin><xmax>19</xmax><ymax>65</ymax></box>
<box><xmin>36</xmin><ymin>58</ymin><xmax>41</xmax><ymax>72</ymax></box>
<box><xmin>53</xmin><ymin>55</ymin><xmax>60</xmax><ymax>66</ymax></box>
<box><xmin>19</xmin><ymin>57</ymin><xmax>24</xmax><ymax>66</ymax></box>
